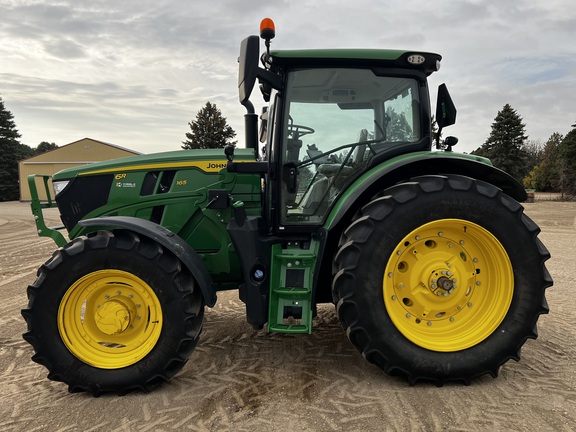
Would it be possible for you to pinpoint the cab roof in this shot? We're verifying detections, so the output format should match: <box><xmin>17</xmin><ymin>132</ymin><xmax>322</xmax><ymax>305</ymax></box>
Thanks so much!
<box><xmin>269</xmin><ymin>49</ymin><xmax>442</xmax><ymax>75</ymax></box>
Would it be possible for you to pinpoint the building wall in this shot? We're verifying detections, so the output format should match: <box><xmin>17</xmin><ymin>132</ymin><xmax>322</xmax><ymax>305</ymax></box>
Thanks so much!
<box><xmin>19</xmin><ymin>138</ymin><xmax>140</xmax><ymax>201</ymax></box>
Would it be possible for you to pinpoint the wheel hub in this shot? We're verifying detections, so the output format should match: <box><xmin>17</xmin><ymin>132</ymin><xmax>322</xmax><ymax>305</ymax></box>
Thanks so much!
<box><xmin>95</xmin><ymin>299</ymin><xmax>131</xmax><ymax>335</ymax></box>
<box><xmin>430</xmin><ymin>273</ymin><xmax>456</xmax><ymax>296</ymax></box>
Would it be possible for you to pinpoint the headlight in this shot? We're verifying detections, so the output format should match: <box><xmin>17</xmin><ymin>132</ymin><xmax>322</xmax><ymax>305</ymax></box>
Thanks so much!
<box><xmin>53</xmin><ymin>180</ymin><xmax>70</xmax><ymax>197</ymax></box>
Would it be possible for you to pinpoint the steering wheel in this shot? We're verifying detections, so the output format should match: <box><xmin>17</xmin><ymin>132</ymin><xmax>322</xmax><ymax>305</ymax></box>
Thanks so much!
<box><xmin>288</xmin><ymin>124</ymin><xmax>315</xmax><ymax>140</ymax></box>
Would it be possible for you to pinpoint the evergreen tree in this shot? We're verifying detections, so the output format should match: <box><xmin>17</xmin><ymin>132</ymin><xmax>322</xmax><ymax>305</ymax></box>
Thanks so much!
<box><xmin>0</xmin><ymin>95</ymin><xmax>24</xmax><ymax>201</ymax></box>
<box><xmin>472</xmin><ymin>104</ymin><xmax>529</xmax><ymax>182</ymax></box>
<box><xmin>182</xmin><ymin>101</ymin><xmax>236</xmax><ymax>149</ymax></box>
<box><xmin>386</xmin><ymin>108</ymin><xmax>413</xmax><ymax>142</ymax></box>
<box><xmin>558</xmin><ymin>125</ymin><xmax>576</xmax><ymax>197</ymax></box>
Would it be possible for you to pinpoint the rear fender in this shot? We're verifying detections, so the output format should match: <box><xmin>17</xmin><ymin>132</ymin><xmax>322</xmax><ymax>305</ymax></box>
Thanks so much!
<box><xmin>325</xmin><ymin>153</ymin><xmax>527</xmax><ymax>231</ymax></box>
<box><xmin>79</xmin><ymin>216</ymin><xmax>216</xmax><ymax>307</ymax></box>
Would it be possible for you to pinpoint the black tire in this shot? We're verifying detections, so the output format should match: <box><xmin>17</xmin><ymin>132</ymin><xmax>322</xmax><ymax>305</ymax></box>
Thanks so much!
<box><xmin>22</xmin><ymin>230</ymin><xmax>204</xmax><ymax>395</ymax></box>
<box><xmin>332</xmin><ymin>175</ymin><xmax>552</xmax><ymax>384</ymax></box>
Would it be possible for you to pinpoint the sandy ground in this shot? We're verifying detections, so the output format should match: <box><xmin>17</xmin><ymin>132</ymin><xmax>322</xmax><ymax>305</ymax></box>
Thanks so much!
<box><xmin>0</xmin><ymin>200</ymin><xmax>574</xmax><ymax>431</ymax></box>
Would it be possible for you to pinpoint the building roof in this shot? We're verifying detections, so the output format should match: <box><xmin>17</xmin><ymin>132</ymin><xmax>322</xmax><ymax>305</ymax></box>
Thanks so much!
<box><xmin>21</xmin><ymin>137</ymin><xmax>141</xmax><ymax>163</ymax></box>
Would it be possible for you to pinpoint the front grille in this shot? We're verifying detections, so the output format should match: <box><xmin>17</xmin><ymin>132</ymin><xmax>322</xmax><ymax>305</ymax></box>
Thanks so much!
<box><xmin>56</xmin><ymin>175</ymin><xmax>113</xmax><ymax>231</ymax></box>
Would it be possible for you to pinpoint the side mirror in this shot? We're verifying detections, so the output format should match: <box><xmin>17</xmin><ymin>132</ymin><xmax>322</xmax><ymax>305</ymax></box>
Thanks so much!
<box><xmin>436</xmin><ymin>83</ymin><xmax>457</xmax><ymax>130</ymax></box>
<box><xmin>435</xmin><ymin>84</ymin><xmax>457</xmax><ymax>149</ymax></box>
<box><xmin>238</xmin><ymin>36</ymin><xmax>260</xmax><ymax>106</ymax></box>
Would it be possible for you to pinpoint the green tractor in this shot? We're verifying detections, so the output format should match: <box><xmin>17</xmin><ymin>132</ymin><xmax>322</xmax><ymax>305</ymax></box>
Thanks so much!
<box><xmin>23</xmin><ymin>19</ymin><xmax>552</xmax><ymax>395</ymax></box>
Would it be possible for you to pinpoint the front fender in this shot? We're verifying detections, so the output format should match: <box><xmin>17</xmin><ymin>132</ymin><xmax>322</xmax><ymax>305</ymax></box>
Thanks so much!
<box><xmin>325</xmin><ymin>152</ymin><xmax>527</xmax><ymax>230</ymax></box>
<box><xmin>79</xmin><ymin>216</ymin><xmax>216</xmax><ymax>307</ymax></box>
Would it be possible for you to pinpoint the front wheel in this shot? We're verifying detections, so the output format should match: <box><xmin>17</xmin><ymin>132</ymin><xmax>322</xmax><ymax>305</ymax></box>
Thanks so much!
<box><xmin>333</xmin><ymin>175</ymin><xmax>552</xmax><ymax>384</ymax></box>
<box><xmin>22</xmin><ymin>230</ymin><xmax>204</xmax><ymax>395</ymax></box>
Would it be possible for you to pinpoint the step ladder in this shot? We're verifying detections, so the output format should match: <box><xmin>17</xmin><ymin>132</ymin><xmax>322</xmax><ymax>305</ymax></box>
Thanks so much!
<box><xmin>268</xmin><ymin>240</ymin><xmax>319</xmax><ymax>334</ymax></box>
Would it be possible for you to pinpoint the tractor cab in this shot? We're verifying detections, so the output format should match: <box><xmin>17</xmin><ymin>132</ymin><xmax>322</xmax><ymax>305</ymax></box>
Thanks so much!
<box><xmin>273</xmin><ymin>66</ymin><xmax>427</xmax><ymax>227</ymax></box>
<box><xmin>234</xmin><ymin>19</ymin><xmax>453</xmax><ymax>231</ymax></box>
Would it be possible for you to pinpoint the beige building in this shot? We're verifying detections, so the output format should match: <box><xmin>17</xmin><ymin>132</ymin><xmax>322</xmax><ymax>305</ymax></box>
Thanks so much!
<box><xmin>19</xmin><ymin>137</ymin><xmax>141</xmax><ymax>201</ymax></box>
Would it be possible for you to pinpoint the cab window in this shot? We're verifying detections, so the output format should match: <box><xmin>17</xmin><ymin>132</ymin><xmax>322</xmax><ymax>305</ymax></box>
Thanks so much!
<box><xmin>280</xmin><ymin>68</ymin><xmax>422</xmax><ymax>225</ymax></box>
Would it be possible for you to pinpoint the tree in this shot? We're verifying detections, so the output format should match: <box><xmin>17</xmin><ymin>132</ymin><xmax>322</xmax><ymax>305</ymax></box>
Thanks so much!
<box><xmin>182</xmin><ymin>101</ymin><xmax>236</xmax><ymax>150</ymax></box>
<box><xmin>386</xmin><ymin>108</ymin><xmax>413</xmax><ymax>142</ymax></box>
<box><xmin>472</xmin><ymin>104</ymin><xmax>529</xmax><ymax>183</ymax></box>
<box><xmin>35</xmin><ymin>141</ymin><xmax>58</xmax><ymax>155</ymax></box>
<box><xmin>525</xmin><ymin>133</ymin><xmax>563</xmax><ymax>191</ymax></box>
<box><xmin>0</xmin><ymin>95</ymin><xmax>25</xmax><ymax>201</ymax></box>
<box><xmin>557</xmin><ymin>125</ymin><xmax>576</xmax><ymax>197</ymax></box>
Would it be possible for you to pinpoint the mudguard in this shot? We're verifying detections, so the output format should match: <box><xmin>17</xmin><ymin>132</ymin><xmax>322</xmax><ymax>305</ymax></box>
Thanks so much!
<box><xmin>325</xmin><ymin>152</ymin><xmax>527</xmax><ymax>230</ymax></box>
<box><xmin>79</xmin><ymin>216</ymin><xmax>216</xmax><ymax>307</ymax></box>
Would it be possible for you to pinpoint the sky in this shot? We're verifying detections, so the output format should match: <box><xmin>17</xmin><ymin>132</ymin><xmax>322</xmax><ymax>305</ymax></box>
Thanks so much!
<box><xmin>1</xmin><ymin>0</ymin><xmax>575</xmax><ymax>155</ymax></box>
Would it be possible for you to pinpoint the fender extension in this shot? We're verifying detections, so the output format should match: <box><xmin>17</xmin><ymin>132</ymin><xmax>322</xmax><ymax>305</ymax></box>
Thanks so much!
<box><xmin>79</xmin><ymin>216</ymin><xmax>216</xmax><ymax>307</ymax></box>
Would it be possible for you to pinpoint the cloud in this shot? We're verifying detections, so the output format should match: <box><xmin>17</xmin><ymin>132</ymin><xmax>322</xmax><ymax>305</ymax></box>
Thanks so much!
<box><xmin>44</xmin><ymin>39</ymin><xmax>87</xmax><ymax>59</ymax></box>
<box><xmin>0</xmin><ymin>0</ymin><xmax>574</xmax><ymax>154</ymax></box>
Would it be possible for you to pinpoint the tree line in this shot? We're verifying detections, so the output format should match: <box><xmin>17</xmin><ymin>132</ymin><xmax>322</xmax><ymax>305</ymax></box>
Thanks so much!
<box><xmin>1</xmin><ymin>92</ymin><xmax>575</xmax><ymax>201</ymax></box>
<box><xmin>471</xmin><ymin>103</ymin><xmax>576</xmax><ymax>197</ymax></box>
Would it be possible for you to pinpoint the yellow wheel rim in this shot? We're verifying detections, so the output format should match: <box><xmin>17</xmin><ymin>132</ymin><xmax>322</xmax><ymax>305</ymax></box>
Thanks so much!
<box><xmin>58</xmin><ymin>270</ymin><xmax>163</xmax><ymax>369</ymax></box>
<box><xmin>383</xmin><ymin>219</ymin><xmax>513</xmax><ymax>352</ymax></box>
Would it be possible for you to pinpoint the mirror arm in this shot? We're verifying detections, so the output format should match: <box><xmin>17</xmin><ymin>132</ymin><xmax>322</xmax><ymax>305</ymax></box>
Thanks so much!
<box><xmin>256</xmin><ymin>68</ymin><xmax>282</xmax><ymax>90</ymax></box>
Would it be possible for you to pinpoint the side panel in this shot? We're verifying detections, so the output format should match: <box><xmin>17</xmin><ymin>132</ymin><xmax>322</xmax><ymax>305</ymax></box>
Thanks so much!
<box><xmin>60</xmin><ymin>165</ymin><xmax>262</xmax><ymax>289</ymax></box>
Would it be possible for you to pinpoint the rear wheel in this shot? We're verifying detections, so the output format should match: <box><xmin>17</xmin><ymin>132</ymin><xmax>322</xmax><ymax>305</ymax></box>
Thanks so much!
<box><xmin>22</xmin><ymin>230</ymin><xmax>204</xmax><ymax>395</ymax></box>
<box><xmin>333</xmin><ymin>175</ymin><xmax>552</xmax><ymax>384</ymax></box>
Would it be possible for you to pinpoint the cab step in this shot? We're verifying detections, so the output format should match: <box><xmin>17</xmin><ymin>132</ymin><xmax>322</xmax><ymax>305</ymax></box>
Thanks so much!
<box><xmin>268</xmin><ymin>240</ymin><xmax>319</xmax><ymax>334</ymax></box>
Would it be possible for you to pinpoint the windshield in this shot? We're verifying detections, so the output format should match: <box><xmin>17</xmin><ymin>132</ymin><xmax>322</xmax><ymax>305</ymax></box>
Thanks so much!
<box><xmin>280</xmin><ymin>68</ymin><xmax>423</xmax><ymax>225</ymax></box>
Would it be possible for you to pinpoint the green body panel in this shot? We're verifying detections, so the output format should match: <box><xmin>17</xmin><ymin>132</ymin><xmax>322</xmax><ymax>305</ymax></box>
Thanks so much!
<box><xmin>324</xmin><ymin>151</ymin><xmax>492</xmax><ymax>229</ymax></box>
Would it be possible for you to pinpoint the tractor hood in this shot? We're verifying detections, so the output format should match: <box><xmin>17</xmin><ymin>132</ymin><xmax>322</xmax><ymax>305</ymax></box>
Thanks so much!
<box><xmin>52</xmin><ymin>148</ymin><xmax>255</xmax><ymax>181</ymax></box>
<box><xmin>50</xmin><ymin>147</ymin><xmax>257</xmax><ymax>234</ymax></box>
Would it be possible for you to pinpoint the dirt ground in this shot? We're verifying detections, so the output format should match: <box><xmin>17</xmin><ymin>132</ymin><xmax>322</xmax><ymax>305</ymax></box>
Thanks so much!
<box><xmin>0</xmin><ymin>200</ymin><xmax>574</xmax><ymax>431</ymax></box>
